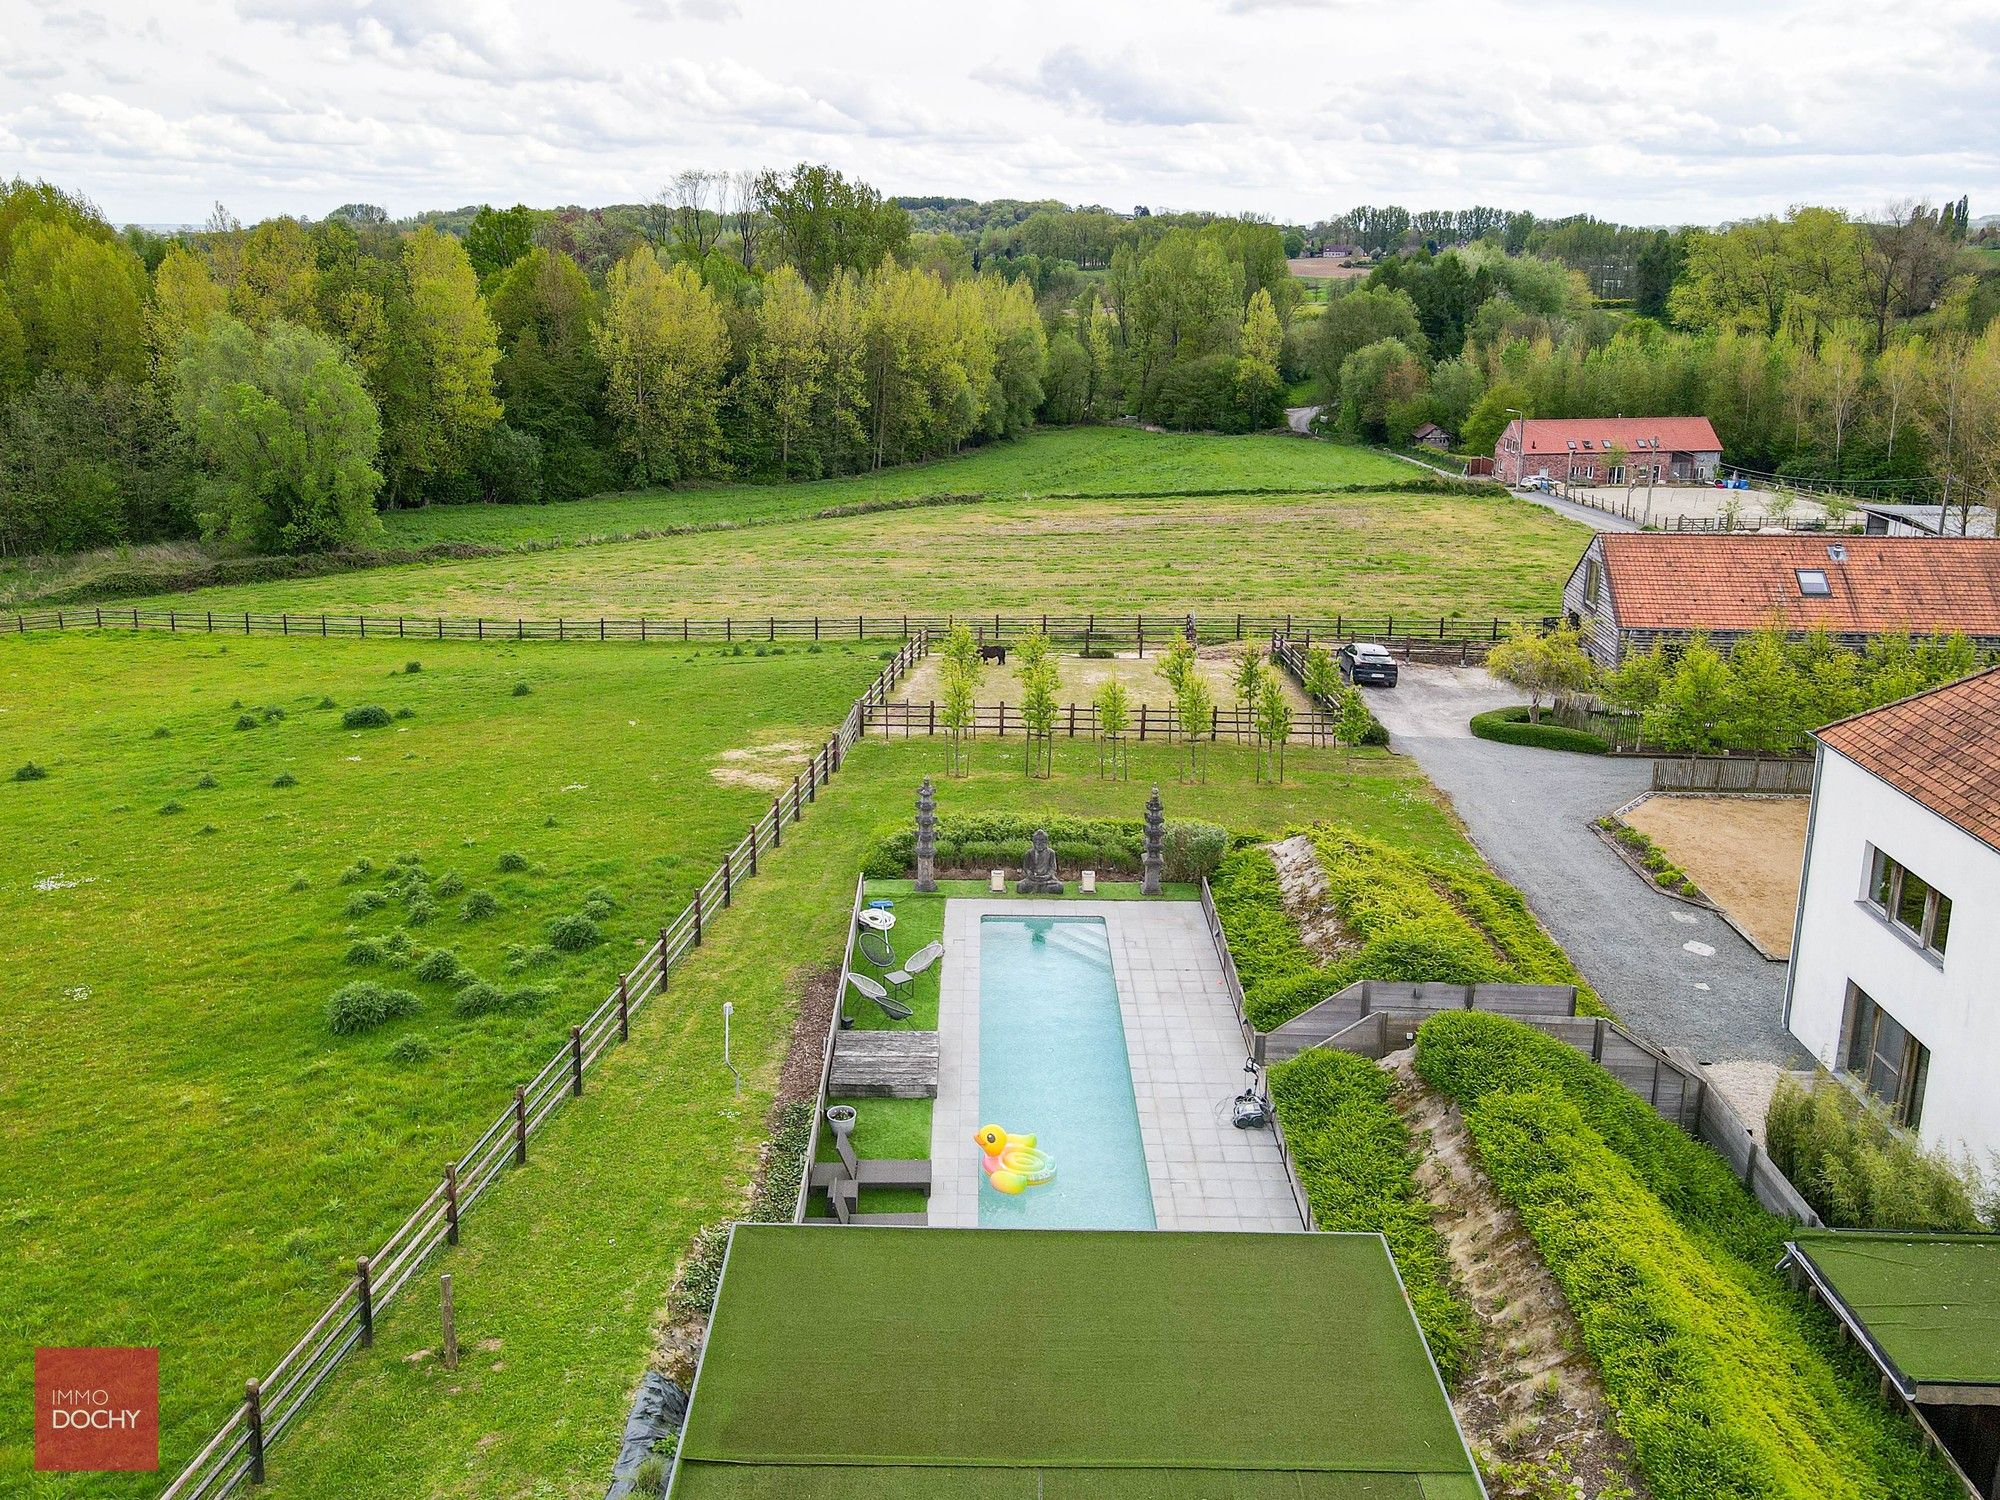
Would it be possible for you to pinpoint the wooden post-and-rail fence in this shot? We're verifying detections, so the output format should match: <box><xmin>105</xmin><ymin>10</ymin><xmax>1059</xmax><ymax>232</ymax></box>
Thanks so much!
<box><xmin>6</xmin><ymin>607</ymin><xmax>1532</xmax><ymax>650</ymax></box>
<box><xmin>158</xmin><ymin>630</ymin><xmax>930</xmax><ymax>1500</ymax></box>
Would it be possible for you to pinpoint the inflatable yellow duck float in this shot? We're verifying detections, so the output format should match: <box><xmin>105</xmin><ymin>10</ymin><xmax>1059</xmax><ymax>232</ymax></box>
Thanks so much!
<box><xmin>974</xmin><ymin>1123</ymin><xmax>1056</xmax><ymax>1194</ymax></box>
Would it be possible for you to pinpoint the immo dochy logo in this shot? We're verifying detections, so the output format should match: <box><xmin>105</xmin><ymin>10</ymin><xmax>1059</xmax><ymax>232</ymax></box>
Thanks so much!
<box><xmin>34</xmin><ymin>1348</ymin><xmax>159</xmax><ymax>1472</ymax></box>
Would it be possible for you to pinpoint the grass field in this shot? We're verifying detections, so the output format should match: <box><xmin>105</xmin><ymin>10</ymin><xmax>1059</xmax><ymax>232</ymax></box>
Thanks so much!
<box><xmin>109</xmin><ymin>485</ymin><xmax>1584</xmax><ymax>623</ymax></box>
<box><xmin>0</xmin><ymin>631</ymin><xmax>884</xmax><ymax>1495</ymax></box>
<box><xmin>375</xmin><ymin>427</ymin><xmax>1416</xmax><ymax>549</ymax></box>
<box><xmin>217</xmin><ymin>730</ymin><xmax>1484</xmax><ymax>1499</ymax></box>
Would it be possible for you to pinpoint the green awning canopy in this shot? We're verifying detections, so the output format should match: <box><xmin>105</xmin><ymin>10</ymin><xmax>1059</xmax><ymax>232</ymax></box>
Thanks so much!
<box><xmin>670</xmin><ymin>1226</ymin><xmax>1483</xmax><ymax>1499</ymax></box>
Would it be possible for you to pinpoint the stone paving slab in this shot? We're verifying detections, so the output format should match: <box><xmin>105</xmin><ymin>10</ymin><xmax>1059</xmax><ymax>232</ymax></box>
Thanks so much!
<box><xmin>929</xmin><ymin>898</ymin><xmax>1304</xmax><ymax>1232</ymax></box>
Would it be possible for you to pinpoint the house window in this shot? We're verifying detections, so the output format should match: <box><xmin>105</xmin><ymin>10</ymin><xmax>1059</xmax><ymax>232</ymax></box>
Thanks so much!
<box><xmin>1841</xmin><ymin>985</ymin><xmax>1931</xmax><ymax>1128</ymax></box>
<box><xmin>1584</xmin><ymin>557</ymin><xmax>1602</xmax><ymax>604</ymax></box>
<box><xmin>1796</xmin><ymin>569</ymin><xmax>1832</xmax><ymax>597</ymax></box>
<box><xmin>1608</xmin><ymin>464</ymin><xmax>1626</xmax><ymax>484</ymax></box>
<box><xmin>1864</xmin><ymin>846</ymin><xmax>1952</xmax><ymax>957</ymax></box>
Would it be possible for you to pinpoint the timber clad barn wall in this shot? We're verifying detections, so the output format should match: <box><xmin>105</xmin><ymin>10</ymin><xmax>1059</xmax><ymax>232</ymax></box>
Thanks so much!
<box><xmin>1562</xmin><ymin>533</ymin><xmax>2000</xmax><ymax>667</ymax></box>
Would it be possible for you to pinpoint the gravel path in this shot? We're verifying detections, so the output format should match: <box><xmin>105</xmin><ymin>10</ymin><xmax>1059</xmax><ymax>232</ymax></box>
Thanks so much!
<box><xmin>1366</xmin><ymin>664</ymin><xmax>1799</xmax><ymax>1065</ymax></box>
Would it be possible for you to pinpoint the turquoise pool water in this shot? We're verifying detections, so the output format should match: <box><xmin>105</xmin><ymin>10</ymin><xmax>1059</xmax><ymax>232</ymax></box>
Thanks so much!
<box><xmin>977</xmin><ymin>916</ymin><xmax>1155</xmax><ymax>1229</ymax></box>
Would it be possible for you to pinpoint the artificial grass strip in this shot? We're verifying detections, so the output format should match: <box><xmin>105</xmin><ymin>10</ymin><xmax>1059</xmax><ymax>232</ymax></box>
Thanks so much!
<box><xmin>674</xmin><ymin>1466</ymin><xmax>1448</xmax><ymax>1497</ymax></box>
<box><xmin>677</xmin><ymin>1226</ymin><xmax>1476</xmax><ymax>1488</ymax></box>
<box><xmin>1793</xmin><ymin>1232</ymin><xmax>2000</xmax><ymax>1386</ymax></box>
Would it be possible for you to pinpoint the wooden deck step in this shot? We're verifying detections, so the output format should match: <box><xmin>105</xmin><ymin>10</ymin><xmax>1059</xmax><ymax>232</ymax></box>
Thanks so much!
<box><xmin>829</xmin><ymin>1029</ymin><xmax>939</xmax><ymax>1099</ymax></box>
<box><xmin>802</xmin><ymin>1212</ymin><xmax>930</xmax><ymax>1227</ymax></box>
<box><xmin>810</xmin><ymin>1159</ymin><xmax>933</xmax><ymax>1191</ymax></box>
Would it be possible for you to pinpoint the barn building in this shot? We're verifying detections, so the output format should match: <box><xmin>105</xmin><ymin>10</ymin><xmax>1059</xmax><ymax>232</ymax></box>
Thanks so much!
<box><xmin>1560</xmin><ymin>533</ymin><xmax>2000</xmax><ymax>668</ymax></box>
<box><xmin>1497</xmin><ymin>416</ymin><xmax>1722</xmax><ymax>487</ymax></box>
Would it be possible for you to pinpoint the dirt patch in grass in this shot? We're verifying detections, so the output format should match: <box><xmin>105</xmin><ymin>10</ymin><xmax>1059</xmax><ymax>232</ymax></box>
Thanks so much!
<box><xmin>710</xmin><ymin>739</ymin><xmax>812</xmax><ymax>792</ymax></box>
<box><xmin>1265</xmin><ymin>834</ymin><xmax>1357</xmax><ymax>962</ymax></box>
<box><xmin>1620</xmin><ymin>794</ymin><xmax>1808</xmax><ymax>958</ymax></box>
<box><xmin>900</xmin><ymin>645</ymin><xmax>1312</xmax><ymax>714</ymax></box>
<box><xmin>1385</xmin><ymin>1049</ymin><xmax>1649</xmax><ymax>1500</ymax></box>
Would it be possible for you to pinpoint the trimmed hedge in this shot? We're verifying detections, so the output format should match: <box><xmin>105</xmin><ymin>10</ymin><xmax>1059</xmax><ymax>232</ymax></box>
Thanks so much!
<box><xmin>1210</xmin><ymin>827</ymin><xmax>1605</xmax><ymax>1032</ymax></box>
<box><xmin>1268</xmin><ymin>1049</ymin><xmax>1474</xmax><ymax>1384</ymax></box>
<box><xmin>1470</xmin><ymin>706</ymin><xmax>1608</xmax><ymax>754</ymax></box>
<box><xmin>1465</xmin><ymin>1088</ymin><xmax>1959</xmax><ymax>1500</ymax></box>
<box><xmin>1414</xmin><ymin>1010</ymin><xmax>1774</xmax><ymax>1263</ymax></box>
<box><xmin>860</xmin><ymin>813</ymin><xmax>1230</xmax><ymax>884</ymax></box>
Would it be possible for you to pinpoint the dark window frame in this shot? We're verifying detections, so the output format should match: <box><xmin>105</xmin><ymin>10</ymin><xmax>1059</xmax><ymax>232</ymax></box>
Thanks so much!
<box><xmin>1862</xmin><ymin>845</ymin><xmax>1952</xmax><ymax>958</ymax></box>
<box><xmin>1840</xmin><ymin>984</ymin><xmax>1931</xmax><ymax>1128</ymax></box>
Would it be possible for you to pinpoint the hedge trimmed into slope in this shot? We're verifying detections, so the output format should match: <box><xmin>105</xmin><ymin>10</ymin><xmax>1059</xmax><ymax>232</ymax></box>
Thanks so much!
<box><xmin>1211</xmin><ymin>827</ymin><xmax>1604</xmax><ymax>1032</ymax></box>
<box><xmin>1470</xmin><ymin>706</ymin><xmax>1609</xmax><ymax>754</ymax></box>
<box><xmin>1413</xmin><ymin>1010</ymin><xmax>1772</xmax><ymax>1263</ymax></box>
<box><xmin>1464</xmin><ymin>1089</ymin><xmax>1960</xmax><ymax>1500</ymax></box>
<box><xmin>1268</xmin><ymin>1049</ymin><xmax>1475</xmax><ymax>1385</ymax></box>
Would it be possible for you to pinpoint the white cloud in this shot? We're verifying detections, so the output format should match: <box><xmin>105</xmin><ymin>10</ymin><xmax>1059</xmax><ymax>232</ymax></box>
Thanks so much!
<box><xmin>0</xmin><ymin>0</ymin><xmax>1987</xmax><ymax>227</ymax></box>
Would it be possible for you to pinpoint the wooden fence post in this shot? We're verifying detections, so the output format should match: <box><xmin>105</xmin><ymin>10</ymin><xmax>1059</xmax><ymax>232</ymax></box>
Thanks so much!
<box><xmin>444</xmin><ymin>1162</ymin><xmax>460</xmax><ymax>1245</ymax></box>
<box><xmin>356</xmin><ymin>1256</ymin><xmax>374</xmax><ymax>1347</ymax></box>
<box><xmin>441</xmin><ymin>1274</ymin><xmax>458</xmax><ymax>1370</ymax></box>
<box><xmin>723</xmin><ymin>851</ymin><xmax>733</xmax><ymax>907</ymax></box>
<box><xmin>513</xmin><ymin>1087</ymin><xmax>528</xmax><ymax>1164</ymax></box>
<box><xmin>792</xmin><ymin>777</ymin><xmax>803</xmax><ymax>821</ymax></box>
<box><xmin>658</xmin><ymin>928</ymin><xmax>671</xmax><ymax>988</ymax></box>
<box><xmin>245</xmin><ymin>1379</ymin><xmax>266</xmax><ymax>1484</ymax></box>
<box><xmin>569</xmin><ymin>1027</ymin><xmax>584</xmax><ymax>1095</ymax></box>
<box><xmin>694</xmin><ymin>888</ymin><xmax>704</xmax><ymax>946</ymax></box>
<box><xmin>618</xmin><ymin>974</ymin><xmax>630</xmax><ymax>1040</ymax></box>
<box><xmin>771</xmin><ymin>798</ymin><xmax>782</xmax><ymax>848</ymax></box>
<box><xmin>746</xmin><ymin>828</ymin><xmax>758</xmax><ymax>877</ymax></box>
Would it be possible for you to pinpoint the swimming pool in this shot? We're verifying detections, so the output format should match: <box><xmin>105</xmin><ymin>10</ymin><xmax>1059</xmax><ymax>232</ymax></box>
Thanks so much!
<box><xmin>977</xmin><ymin>916</ymin><xmax>1155</xmax><ymax>1229</ymax></box>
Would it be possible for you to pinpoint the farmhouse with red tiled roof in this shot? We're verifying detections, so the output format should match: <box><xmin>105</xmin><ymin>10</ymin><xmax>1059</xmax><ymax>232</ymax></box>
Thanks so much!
<box><xmin>1496</xmin><ymin>417</ymin><xmax>1722</xmax><ymax>487</ymax></box>
<box><xmin>1561</xmin><ymin>533</ymin><xmax>2000</xmax><ymax>666</ymax></box>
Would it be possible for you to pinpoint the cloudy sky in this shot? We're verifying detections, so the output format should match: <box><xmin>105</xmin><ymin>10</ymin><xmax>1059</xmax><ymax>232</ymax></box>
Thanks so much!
<box><xmin>2</xmin><ymin>0</ymin><xmax>1996</xmax><ymax>228</ymax></box>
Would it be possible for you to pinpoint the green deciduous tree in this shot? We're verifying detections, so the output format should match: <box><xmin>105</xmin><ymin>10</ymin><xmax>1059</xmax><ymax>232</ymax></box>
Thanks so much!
<box><xmin>5</xmin><ymin>219</ymin><xmax>149</xmax><ymax>384</ymax></box>
<box><xmin>597</xmin><ymin>244</ymin><xmax>730</xmax><ymax>485</ymax></box>
<box><xmin>380</xmin><ymin>226</ymin><xmax>502</xmax><ymax>502</ymax></box>
<box><xmin>1094</xmin><ymin>677</ymin><xmax>1130</xmax><ymax>780</ymax></box>
<box><xmin>175</xmin><ymin>318</ymin><xmax>383</xmax><ymax>553</ymax></box>
<box><xmin>1485</xmin><ymin>624</ymin><xmax>1595</xmax><ymax>724</ymax></box>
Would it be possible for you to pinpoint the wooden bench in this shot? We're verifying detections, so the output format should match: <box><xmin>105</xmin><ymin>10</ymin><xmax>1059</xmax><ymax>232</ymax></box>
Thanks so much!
<box><xmin>829</xmin><ymin>1030</ymin><xmax>939</xmax><ymax>1099</ymax></box>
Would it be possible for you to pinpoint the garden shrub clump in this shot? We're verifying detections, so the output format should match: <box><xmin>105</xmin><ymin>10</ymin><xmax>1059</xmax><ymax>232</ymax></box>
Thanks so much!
<box><xmin>1470</xmin><ymin>707</ymin><xmax>1609</xmax><ymax>755</ymax></box>
<box><xmin>1268</xmin><ymin>1048</ymin><xmax>1474</xmax><ymax>1384</ymax></box>
<box><xmin>1461</xmin><ymin>1086</ymin><xmax>1959</xmax><ymax>1500</ymax></box>
<box><xmin>1212</xmin><ymin>827</ymin><xmax>1602</xmax><ymax>1031</ymax></box>
<box><xmin>1766</xmin><ymin>1072</ymin><xmax>1991</xmax><ymax>1232</ymax></box>
<box><xmin>1596</xmin><ymin>817</ymin><xmax>1703</xmax><ymax>899</ymax></box>
<box><xmin>326</xmin><ymin>981</ymin><xmax>420</xmax><ymax>1035</ymax></box>
<box><xmin>341</xmin><ymin>704</ymin><xmax>393</xmax><ymax>729</ymax></box>
<box><xmin>546</xmin><ymin>913</ymin><xmax>601</xmax><ymax>952</ymax></box>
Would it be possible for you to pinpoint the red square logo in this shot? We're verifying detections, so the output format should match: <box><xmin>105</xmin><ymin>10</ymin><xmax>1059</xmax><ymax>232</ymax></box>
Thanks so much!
<box><xmin>35</xmin><ymin>1348</ymin><xmax>159</xmax><ymax>1472</ymax></box>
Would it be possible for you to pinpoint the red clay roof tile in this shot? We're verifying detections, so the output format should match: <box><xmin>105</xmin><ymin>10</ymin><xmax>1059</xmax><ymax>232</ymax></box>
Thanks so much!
<box><xmin>1817</xmin><ymin>667</ymin><xmax>2000</xmax><ymax>851</ymax></box>
<box><xmin>1596</xmin><ymin>534</ymin><xmax>2000</xmax><ymax>635</ymax></box>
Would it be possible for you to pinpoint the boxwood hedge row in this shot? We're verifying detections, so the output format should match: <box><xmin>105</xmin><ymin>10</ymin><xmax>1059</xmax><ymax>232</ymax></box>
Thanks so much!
<box><xmin>1268</xmin><ymin>1048</ymin><xmax>1475</xmax><ymax>1385</ymax></box>
<box><xmin>1469</xmin><ymin>706</ymin><xmax>1610</xmax><ymax>754</ymax></box>
<box><xmin>1462</xmin><ymin>1086</ymin><xmax>1959</xmax><ymax>1500</ymax></box>
<box><xmin>860</xmin><ymin>813</ymin><xmax>1230</xmax><ymax>884</ymax></box>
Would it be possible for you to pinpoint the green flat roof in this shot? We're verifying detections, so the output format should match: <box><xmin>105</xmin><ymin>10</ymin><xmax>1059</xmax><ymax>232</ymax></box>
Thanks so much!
<box><xmin>670</xmin><ymin>1226</ymin><xmax>1483</xmax><ymax>1499</ymax></box>
<box><xmin>1791</xmin><ymin>1232</ymin><xmax>2000</xmax><ymax>1388</ymax></box>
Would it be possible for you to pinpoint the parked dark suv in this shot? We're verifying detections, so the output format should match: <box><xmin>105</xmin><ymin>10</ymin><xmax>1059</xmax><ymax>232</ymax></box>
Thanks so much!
<box><xmin>1339</xmin><ymin>642</ymin><xmax>1399</xmax><ymax>687</ymax></box>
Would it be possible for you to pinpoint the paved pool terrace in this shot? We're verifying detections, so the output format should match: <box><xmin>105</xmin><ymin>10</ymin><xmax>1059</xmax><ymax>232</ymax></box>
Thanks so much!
<box><xmin>928</xmin><ymin>898</ymin><xmax>1306</xmax><ymax>1232</ymax></box>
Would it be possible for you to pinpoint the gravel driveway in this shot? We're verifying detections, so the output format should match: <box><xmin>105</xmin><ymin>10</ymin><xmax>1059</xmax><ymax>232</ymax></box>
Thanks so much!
<box><xmin>1365</xmin><ymin>663</ymin><xmax>1798</xmax><ymax>1065</ymax></box>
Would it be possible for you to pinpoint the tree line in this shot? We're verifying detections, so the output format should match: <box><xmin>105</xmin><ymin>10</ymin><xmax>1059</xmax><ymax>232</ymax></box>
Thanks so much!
<box><xmin>0</xmin><ymin>169</ymin><xmax>1297</xmax><ymax>558</ymax></box>
<box><xmin>1307</xmin><ymin>202</ymin><xmax>2000</xmax><ymax>525</ymax></box>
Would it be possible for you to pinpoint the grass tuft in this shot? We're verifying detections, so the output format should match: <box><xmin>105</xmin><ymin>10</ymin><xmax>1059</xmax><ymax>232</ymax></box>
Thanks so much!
<box><xmin>341</xmin><ymin>704</ymin><xmax>393</xmax><ymax>729</ymax></box>
<box><xmin>13</xmin><ymin>761</ymin><xmax>48</xmax><ymax>781</ymax></box>
<box><xmin>326</xmin><ymin>981</ymin><xmax>420</xmax><ymax>1035</ymax></box>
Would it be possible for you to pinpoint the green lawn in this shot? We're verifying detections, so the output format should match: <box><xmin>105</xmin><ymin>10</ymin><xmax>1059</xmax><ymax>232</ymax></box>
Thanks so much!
<box><xmin>221</xmin><ymin>731</ymin><xmax>1484</xmax><ymax>1500</ymax></box>
<box><xmin>374</xmin><ymin>427</ymin><xmax>1413</xmax><ymax>550</ymax></box>
<box><xmin>0</xmin><ymin>630</ymin><xmax>883</xmax><ymax>1496</ymax></box>
<box><xmin>107</xmin><ymin>484</ymin><xmax>1583</xmax><ymax>623</ymax></box>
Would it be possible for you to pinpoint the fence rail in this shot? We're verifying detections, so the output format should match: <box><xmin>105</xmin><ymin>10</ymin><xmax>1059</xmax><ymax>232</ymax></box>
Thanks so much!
<box><xmin>863</xmin><ymin>699</ymin><xmax>1355</xmax><ymax>746</ymax></box>
<box><xmin>159</xmin><ymin>630</ymin><xmax>930</xmax><ymax>1500</ymax></box>
<box><xmin>1198</xmin><ymin>878</ymin><xmax>1315</xmax><ymax>1235</ymax></box>
<box><xmin>1651</xmin><ymin>756</ymin><xmax>1816</xmax><ymax>794</ymax></box>
<box><xmin>6</xmin><ymin>606</ymin><xmax>1539</xmax><ymax>650</ymax></box>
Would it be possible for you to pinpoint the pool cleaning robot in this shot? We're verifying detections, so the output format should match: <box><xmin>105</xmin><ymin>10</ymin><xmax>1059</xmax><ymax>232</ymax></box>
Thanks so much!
<box><xmin>974</xmin><ymin>1124</ymin><xmax>1056</xmax><ymax>1194</ymax></box>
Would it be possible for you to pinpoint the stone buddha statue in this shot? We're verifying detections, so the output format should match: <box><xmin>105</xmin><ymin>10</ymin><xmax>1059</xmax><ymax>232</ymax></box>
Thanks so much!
<box><xmin>1017</xmin><ymin>828</ymin><xmax>1064</xmax><ymax>894</ymax></box>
